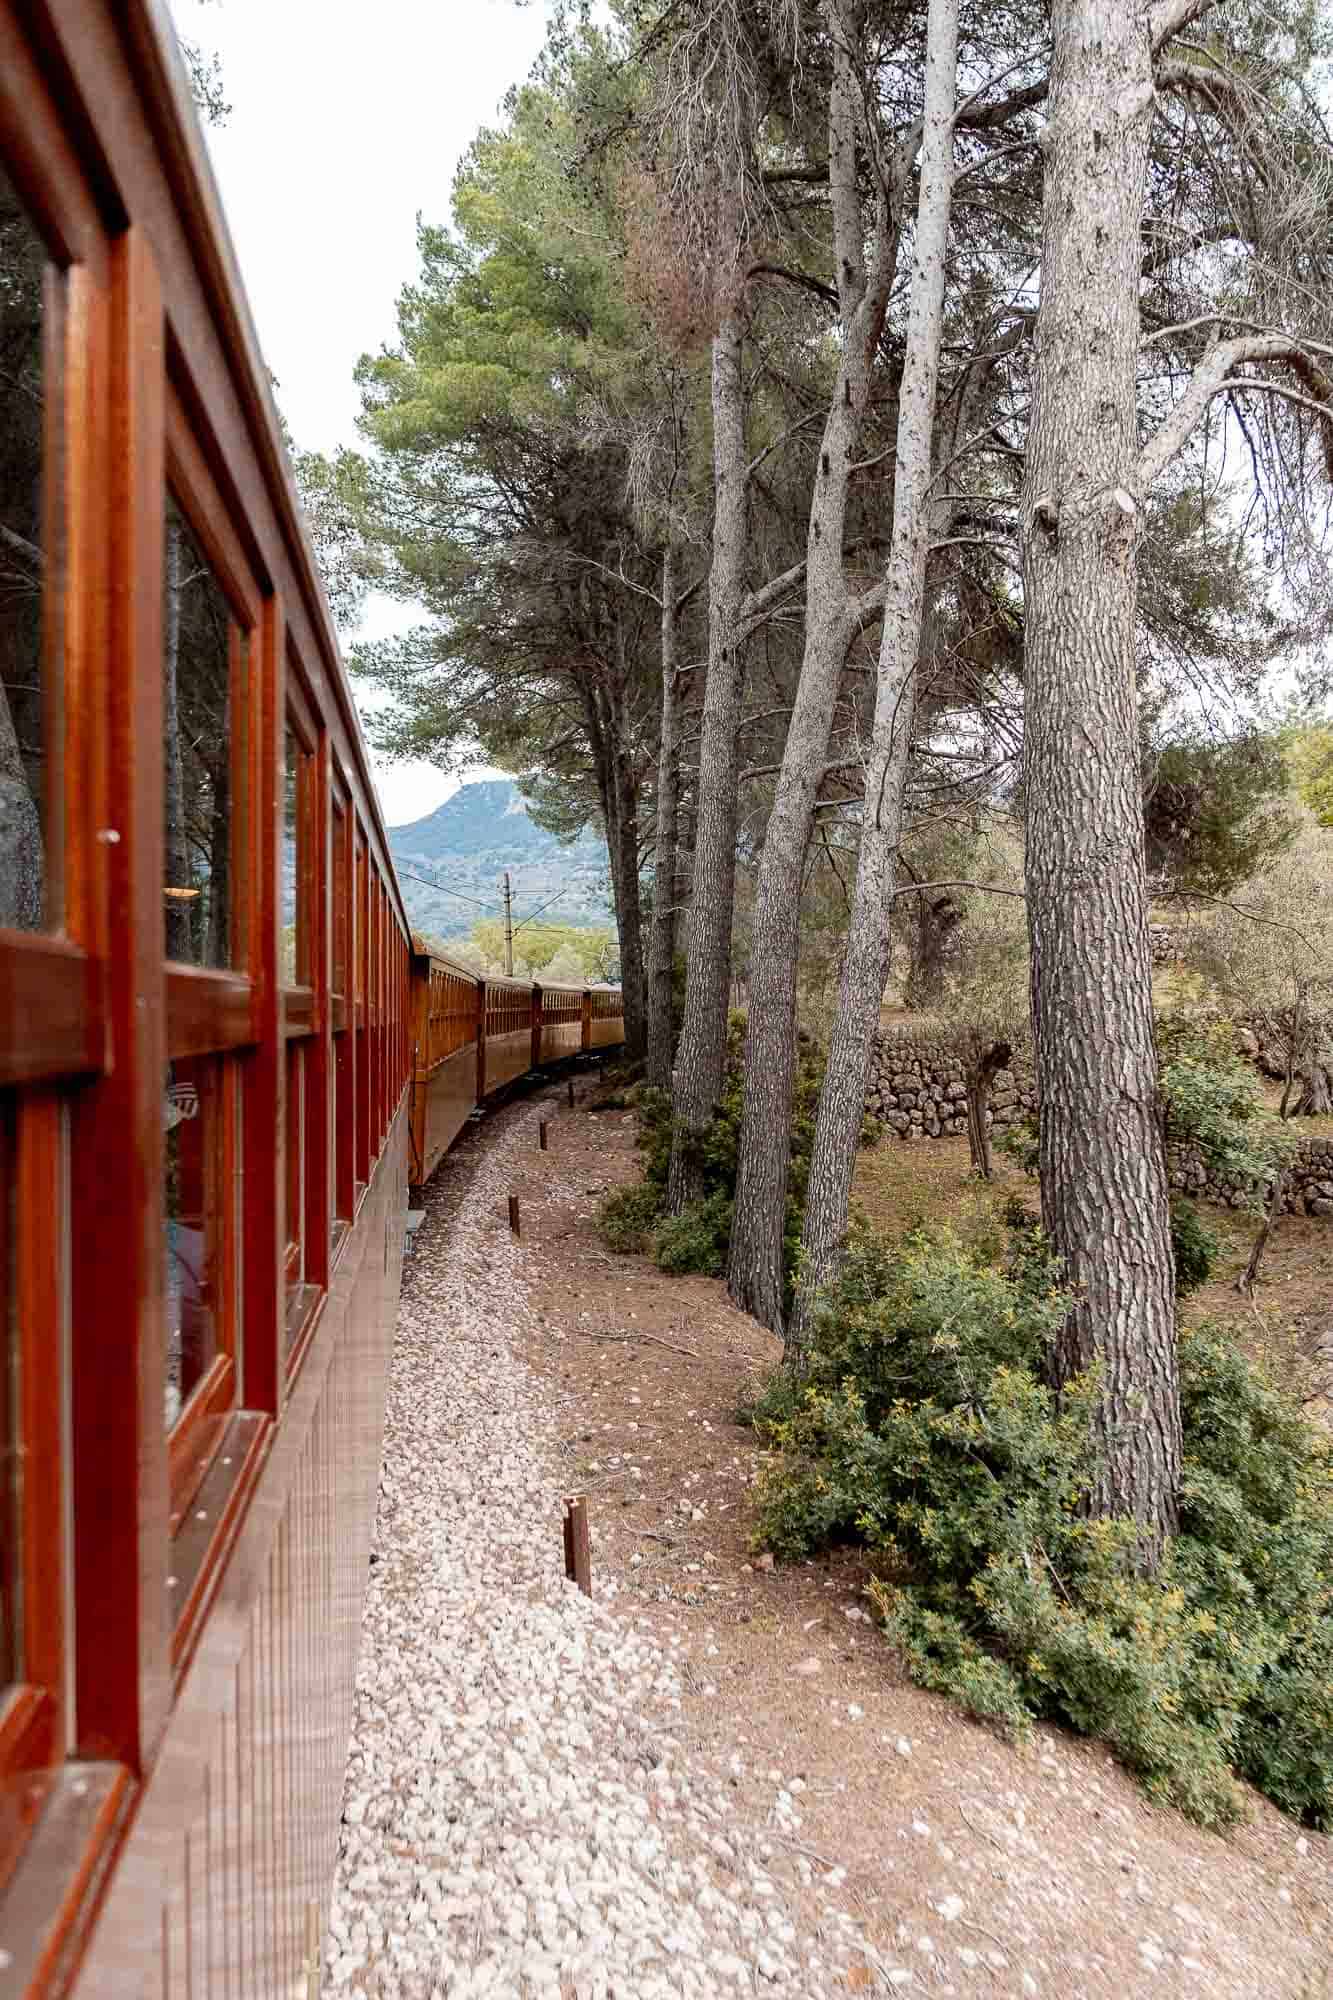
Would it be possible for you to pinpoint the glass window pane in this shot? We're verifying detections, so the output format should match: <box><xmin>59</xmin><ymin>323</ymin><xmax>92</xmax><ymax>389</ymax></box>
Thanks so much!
<box><xmin>0</xmin><ymin>163</ymin><xmax>61</xmax><ymax>933</ymax></box>
<box><xmin>280</xmin><ymin>726</ymin><xmax>301</xmax><ymax>985</ymax></box>
<box><xmin>331</xmin><ymin>803</ymin><xmax>346</xmax><ymax>993</ymax></box>
<box><xmin>284</xmin><ymin>1038</ymin><xmax>303</xmax><ymax>1307</ymax></box>
<box><xmin>0</xmin><ymin>1099</ymin><xmax>17</xmax><ymax>1684</ymax></box>
<box><xmin>164</xmin><ymin>1057</ymin><xmax>221</xmax><ymax>1429</ymax></box>
<box><xmin>164</xmin><ymin>497</ymin><xmax>235</xmax><ymax>966</ymax></box>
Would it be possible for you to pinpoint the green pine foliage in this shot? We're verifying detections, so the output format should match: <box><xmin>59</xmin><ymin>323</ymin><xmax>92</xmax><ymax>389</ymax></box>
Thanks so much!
<box><xmin>749</xmin><ymin>1230</ymin><xmax>1333</xmax><ymax>1828</ymax></box>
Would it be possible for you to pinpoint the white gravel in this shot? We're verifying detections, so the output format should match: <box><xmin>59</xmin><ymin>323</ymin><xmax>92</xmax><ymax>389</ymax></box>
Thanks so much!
<box><xmin>327</xmin><ymin>1097</ymin><xmax>881</xmax><ymax>1998</ymax></box>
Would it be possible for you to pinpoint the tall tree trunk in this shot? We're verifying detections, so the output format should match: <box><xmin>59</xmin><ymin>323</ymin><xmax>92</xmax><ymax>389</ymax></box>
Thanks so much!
<box><xmin>1020</xmin><ymin>0</ymin><xmax>1179</xmax><ymax>1562</ymax></box>
<box><xmin>1294</xmin><ymin>1058</ymin><xmax>1332</xmax><ymax>1116</ymax></box>
<box><xmin>667</xmin><ymin>168</ymin><xmax>749</xmax><ymax>1211</ymax></box>
<box><xmin>613</xmin><ymin>741</ymin><xmax>647</xmax><ymax>1061</ymax></box>
<box><xmin>789</xmin><ymin>0</ymin><xmax>959</xmax><ymax>1357</ymax></box>
<box><xmin>647</xmin><ymin>543</ymin><xmax>681</xmax><ymax>1091</ymax></box>
<box><xmin>906</xmin><ymin>890</ymin><xmax>963</xmax><ymax>1008</ymax></box>
<box><xmin>163</xmin><ymin>515</ymin><xmax>193</xmax><ymax>963</ymax></box>
<box><xmin>729</xmin><ymin>1</ymin><xmax>894</xmax><ymax>1332</ymax></box>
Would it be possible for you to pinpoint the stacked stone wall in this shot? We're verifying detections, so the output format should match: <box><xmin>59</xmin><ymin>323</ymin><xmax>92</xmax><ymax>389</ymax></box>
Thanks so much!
<box><xmin>866</xmin><ymin>1026</ymin><xmax>1035</xmax><ymax>1140</ymax></box>
<box><xmin>866</xmin><ymin>1026</ymin><xmax>1333</xmax><ymax>1220</ymax></box>
<box><xmin>1166</xmin><ymin>1137</ymin><xmax>1333</xmax><ymax>1219</ymax></box>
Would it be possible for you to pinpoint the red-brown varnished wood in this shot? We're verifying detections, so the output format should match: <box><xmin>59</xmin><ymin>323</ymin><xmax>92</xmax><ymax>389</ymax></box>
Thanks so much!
<box><xmin>0</xmin><ymin>939</ymin><xmax>101</xmax><ymax>1085</ymax></box>
<box><xmin>68</xmin><ymin>224</ymin><xmax>173</xmax><ymax>1774</ymax></box>
<box><xmin>165</xmin><ymin>966</ymin><xmax>255</xmax><ymax>1059</ymax></box>
<box><xmin>239</xmin><ymin>593</ymin><xmax>283</xmax><ymax>1422</ymax></box>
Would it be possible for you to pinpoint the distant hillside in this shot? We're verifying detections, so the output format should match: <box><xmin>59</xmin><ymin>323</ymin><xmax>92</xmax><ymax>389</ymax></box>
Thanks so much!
<box><xmin>387</xmin><ymin>779</ymin><xmax>614</xmax><ymax>940</ymax></box>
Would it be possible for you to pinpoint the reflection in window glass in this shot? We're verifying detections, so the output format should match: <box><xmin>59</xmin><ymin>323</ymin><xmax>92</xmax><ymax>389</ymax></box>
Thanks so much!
<box><xmin>0</xmin><ymin>163</ymin><xmax>59</xmax><ymax>932</ymax></box>
<box><xmin>164</xmin><ymin>1058</ymin><xmax>219</xmax><ymax>1428</ymax></box>
<box><xmin>163</xmin><ymin>497</ymin><xmax>235</xmax><ymax>965</ymax></box>
<box><xmin>0</xmin><ymin>1101</ymin><xmax>17</xmax><ymax>1683</ymax></box>
<box><xmin>331</xmin><ymin>802</ymin><xmax>347</xmax><ymax>993</ymax></box>
<box><xmin>280</xmin><ymin>726</ymin><xmax>300</xmax><ymax>984</ymax></box>
<box><xmin>284</xmin><ymin>1040</ymin><xmax>304</xmax><ymax>1340</ymax></box>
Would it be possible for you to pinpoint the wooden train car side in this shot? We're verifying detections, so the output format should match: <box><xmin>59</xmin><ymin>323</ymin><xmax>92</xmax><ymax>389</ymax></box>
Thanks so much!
<box><xmin>0</xmin><ymin>7</ymin><xmax>625</xmax><ymax>1993</ymax></box>
<box><xmin>0</xmin><ymin>2</ymin><xmax>401</xmax><ymax>1992</ymax></box>
<box><xmin>406</xmin><ymin>941</ymin><xmax>624</xmax><ymax>1190</ymax></box>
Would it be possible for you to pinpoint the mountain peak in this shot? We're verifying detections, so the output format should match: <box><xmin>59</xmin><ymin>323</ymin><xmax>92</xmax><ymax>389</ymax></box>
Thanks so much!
<box><xmin>387</xmin><ymin>779</ymin><xmax>613</xmax><ymax>940</ymax></box>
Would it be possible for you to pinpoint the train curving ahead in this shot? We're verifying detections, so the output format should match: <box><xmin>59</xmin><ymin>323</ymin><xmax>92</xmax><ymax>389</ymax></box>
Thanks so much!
<box><xmin>0</xmin><ymin>3</ymin><xmax>622</xmax><ymax>1992</ymax></box>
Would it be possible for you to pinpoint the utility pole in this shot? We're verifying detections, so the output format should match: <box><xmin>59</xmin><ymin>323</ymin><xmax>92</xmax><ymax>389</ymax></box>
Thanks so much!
<box><xmin>503</xmin><ymin>870</ymin><xmax>514</xmax><ymax>975</ymax></box>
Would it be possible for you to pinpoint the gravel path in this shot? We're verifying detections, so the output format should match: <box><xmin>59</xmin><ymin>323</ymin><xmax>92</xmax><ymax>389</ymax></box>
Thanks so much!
<box><xmin>326</xmin><ymin>1096</ymin><xmax>880</xmax><ymax>1999</ymax></box>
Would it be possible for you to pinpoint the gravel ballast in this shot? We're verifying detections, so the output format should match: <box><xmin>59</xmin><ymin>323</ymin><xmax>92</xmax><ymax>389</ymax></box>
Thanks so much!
<box><xmin>326</xmin><ymin>1097</ymin><xmax>880</xmax><ymax>1998</ymax></box>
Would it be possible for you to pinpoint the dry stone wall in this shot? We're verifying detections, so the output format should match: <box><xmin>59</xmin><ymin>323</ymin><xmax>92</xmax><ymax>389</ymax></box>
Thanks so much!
<box><xmin>866</xmin><ymin>1026</ymin><xmax>1333</xmax><ymax>1221</ymax></box>
<box><xmin>1166</xmin><ymin>1137</ymin><xmax>1333</xmax><ymax>1219</ymax></box>
<box><xmin>866</xmin><ymin>1027</ymin><xmax>1036</xmax><ymax>1140</ymax></box>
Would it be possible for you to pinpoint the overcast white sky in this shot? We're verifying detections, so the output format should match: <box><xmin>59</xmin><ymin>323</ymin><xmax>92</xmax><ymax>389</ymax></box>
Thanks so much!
<box><xmin>171</xmin><ymin>0</ymin><xmax>552</xmax><ymax>825</ymax></box>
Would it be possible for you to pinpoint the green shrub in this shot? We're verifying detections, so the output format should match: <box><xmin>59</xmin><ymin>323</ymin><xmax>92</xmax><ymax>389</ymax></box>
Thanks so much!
<box><xmin>653</xmin><ymin>1191</ymin><xmax>733</xmax><ymax>1276</ymax></box>
<box><xmin>598</xmin><ymin>1181</ymin><xmax>662</xmax><ymax>1254</ymax></box>
<box><xmin>1170</xmin><ymin>1197</ymin><xmax>1220</xmax><ymax>1296</ymax></box>
<box><xmin>598</xmin><ymin>1019</ymin><xmax>827</xmax><ymax>1305</ymax></box>
<box><xmin>1160</xmin><ymin>1050</ymin><xmax>1277</xmax><ymax>1205</ymax></box>
<box><xmin>752</xmin><ymin>1231</ymin><xmax>1333</xmax><ymax>1828</ymax></box>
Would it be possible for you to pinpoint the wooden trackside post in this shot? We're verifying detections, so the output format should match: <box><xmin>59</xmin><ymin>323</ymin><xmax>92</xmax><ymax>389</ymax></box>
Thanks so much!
<box><xmin>567</xmin><ymin>1076</ymin><xmax>575</xmax><ymax>1108</ymax></box>
<box><xmin>539</xmin><ymin>1120</ymin><xmax>549</xmax><ymax>1151</ymax></box>
<box><xmin>508</xmin><ymin>1195</ymin><xmax>520</xmax><ymax>1238</ymax></box>
<box><xmin>563</xmin><ymin>1493</ymin><xmax>591</xmax><ymax>1595</ymax></box>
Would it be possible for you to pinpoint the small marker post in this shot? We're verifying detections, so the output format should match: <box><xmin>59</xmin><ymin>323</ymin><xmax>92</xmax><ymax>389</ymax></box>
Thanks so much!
<box><xmin>563</xmin><ymin>1493</ymin><xmax>591</xmax><ymax>1595</ymax></box>
<box><xmin>507</xmin><ymin>1195</ymin><xmax>520</xmax><ymax>1238</ymax></box>
<box><xmin>567</xmin><ymin>1076</ymin><xmax>575</xmax><ymax>1109</ymax></box>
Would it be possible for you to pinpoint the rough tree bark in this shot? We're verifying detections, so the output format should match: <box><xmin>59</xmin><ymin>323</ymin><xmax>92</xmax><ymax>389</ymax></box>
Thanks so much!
<box><xmin>965</xmin><ymin>1037</ymin><xmax>1011</xmax><ymax>1179</ymax></box>
<box><xmin>907</xmin><ymin>889</ymin><xmax>963</xmax><ymax>1006</ymax></box>
<box><xmin>1237</xmin><ymin>1165</ymin><xmax>1288</xmax><ymax>1294</ymax></box>
<box><xmin>789</xmin><ymin>0</ymin><xmax>959</xmax><ymax>1357</ymax></box>
<box><xmin>667</xmin><ymin>157</ymin><xmax>750</xmax><ymax>1210</ymax></box>
<box><xmin>647</xmin><ymin>542</ymin><xmax>681</xmax><ymax>1091</ymax></box>
<box><xmin>729</xmin><ymin>0</ymin><xmax>901</xmax><ymax>1331</ymax></box>
<box><xmin>1020</xmin><ymin>0</ymin><xmax>1180</xmax><ymax>1561</ymax></box>
<box><xmin>611</xmin><ymin>739</ymin><xmax>647</xmax><ymax>1060</ymax></box>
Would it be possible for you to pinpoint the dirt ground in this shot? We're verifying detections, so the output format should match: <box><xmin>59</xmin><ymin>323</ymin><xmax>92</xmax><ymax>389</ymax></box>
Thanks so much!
<box><xmin>465</xmin><ymin>1071</ymin><xmax>1333</xmax><ymax>2000</ymax></box>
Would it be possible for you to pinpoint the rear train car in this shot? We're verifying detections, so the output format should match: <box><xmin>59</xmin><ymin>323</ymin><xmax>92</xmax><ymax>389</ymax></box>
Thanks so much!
<box><xmin>406</xmin><ymin>940</ymin><xmax>624</xmax><ymax>1190</ymax></box>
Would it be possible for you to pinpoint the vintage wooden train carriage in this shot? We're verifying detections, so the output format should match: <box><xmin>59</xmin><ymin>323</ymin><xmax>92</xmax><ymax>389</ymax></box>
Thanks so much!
<box><xmin>405</xmin><ymin>941</ymin><xmax>624</xmax><ymax>1188</ymax></box>
<box><xmin>0</xmin><ymin>6</ymin><xmax>622</xmax><ymax>1991</ymax></box>
<box><xmin>0</xmin><ymin>0</ymin><xmax>418</xmax><ymax>1988</ymax></box>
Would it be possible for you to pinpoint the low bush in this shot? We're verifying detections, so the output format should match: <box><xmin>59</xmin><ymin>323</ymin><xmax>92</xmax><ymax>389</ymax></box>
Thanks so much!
<box><xmin>1169</xmin><ymin>1196</ymin><xmax>1220</xmax><ymax>1295</ymax></box>
<box><xmin>752</xmin><ymin>1229</ymin><xmax>1333</xmax><ymax>1828</ymax></box>
<box><xmin>598</xmin><ymin>1180</ymin><xmax>661</xmax><ymax>1254</ymax></box>
<box><xmin>595</xmin><ymin>1019</ymin><xmax>843</xmax><ymax>1303</ymax></box>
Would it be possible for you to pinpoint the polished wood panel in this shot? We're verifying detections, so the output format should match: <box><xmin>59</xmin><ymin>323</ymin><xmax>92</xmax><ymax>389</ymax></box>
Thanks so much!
<box><xmin>74</xmin><ymin>1118</ymin><xmax>407</xmax><ymax>1995</ymax></box>
<box><xmin>412</xmin><ymin>1044</ymin><xmax>479</xmax><ymax>1189</ymax></box>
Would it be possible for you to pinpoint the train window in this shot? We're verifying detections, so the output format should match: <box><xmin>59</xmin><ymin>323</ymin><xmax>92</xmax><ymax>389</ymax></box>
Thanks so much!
<box><xmin>163</xmin><ymin>1055</ymin><xmax>227</xmax><ymax>1430</ymax></box>
<box><xmin>280</xmin><ymin>726</ymin><xmax>300</xmax><ymax>983</ymax></box>
<box><xmin>0</xmin><ymin>163</ymin><xmax>64</xmax><ymax>934</ymax></box>
<box><xmin>331</xmin><ymin>797</ymin><xmax>348</xmax><ymax>999</ymax></box>
<box><xmin>163</xmin><ymin>496</ymin><xmax>240</xmax><ymax>967</ymax></box>
<box><xmin>285</xmin><ymin>1041</ymin><xmax>303</xmax><ymax>1287</ymax></box>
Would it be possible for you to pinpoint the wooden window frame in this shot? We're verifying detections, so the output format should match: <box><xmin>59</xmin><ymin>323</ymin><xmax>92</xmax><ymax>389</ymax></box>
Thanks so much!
<box><xmin>280</xmin><ymin>656</ymin><xmax>328</xmax><ymax>1374</ymax></box>
<box><xmin>157</xmin><ymin>395</ymin><xmax>260</xmax><ymax>1529</ymax></box>
<box><xmin>330</xmin><ymin>777</ymin><xmax>353</xmax><ymax>1245</ymax></box>
<box><xmin>0</xmin><ymin>1092</ymin><xmax>68</xmax><ymax>1883</ymax></box>
<box><xmin>0</xmin><ymin>135</ymin><xmax>105</xmax><ymax>1089</ymax></box>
